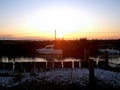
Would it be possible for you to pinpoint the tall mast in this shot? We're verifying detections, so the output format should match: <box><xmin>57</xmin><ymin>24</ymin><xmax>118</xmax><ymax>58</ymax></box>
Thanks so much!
<box><xmin>55</xmin><ymin>29</ymin><xmax>56</xmax><ymax>40</ymax></box>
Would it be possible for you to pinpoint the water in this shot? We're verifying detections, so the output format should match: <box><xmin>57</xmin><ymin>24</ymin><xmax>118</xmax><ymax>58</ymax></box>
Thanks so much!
<box><xmin>0</xmin><ymin>54</ymin><xmax>120</xmax><ymax>70</ymax></box>
<box><xmin>109</xmin><ymin>57</ymin><xmax>120</xmax><ymax>68</ymax></box>
<box><xmin>94</xmin><ymin>54</ymin><xmax>120</xmax><ymax>68</ymax></box>
<box><xmin>0</xmin><ymin>55</ymin><xmax>81</xmax><ymax>70</ymax></box>
<box><xmin>0</xmin><ymin>55</ymin><xmax>80</xmax><ymax>62</ymax></box>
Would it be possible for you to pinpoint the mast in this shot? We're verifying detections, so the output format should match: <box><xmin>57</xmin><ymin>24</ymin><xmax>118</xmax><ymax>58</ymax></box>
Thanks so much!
<box><xmin>55</xmin><ymin>29</ymin><xmax>56</xmax><ymax>40</ymax></box>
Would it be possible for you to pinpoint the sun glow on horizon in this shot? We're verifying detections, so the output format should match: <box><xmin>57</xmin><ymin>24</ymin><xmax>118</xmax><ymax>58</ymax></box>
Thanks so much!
<box><xmin>56</xmin><ymin>33</ymin><xmax>63</xmax><ymax>39</ymax></box>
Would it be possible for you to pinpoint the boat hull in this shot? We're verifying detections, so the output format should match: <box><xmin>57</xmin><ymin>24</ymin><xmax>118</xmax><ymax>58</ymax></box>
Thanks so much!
<box><xmin>36</xmin><ymin>49</ymin><xmax>63</xmax><ymax>55</ymax></box>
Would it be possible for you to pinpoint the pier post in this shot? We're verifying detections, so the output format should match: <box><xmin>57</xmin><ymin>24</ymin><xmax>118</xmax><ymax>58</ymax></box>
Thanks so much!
<box><xmin>105</xmin><ymin>51</ymin><xmax>108</xmax><ymax>68</ymax></box>
<box><xmin>72</xmin><ymin>61</ymin><xmax>74</xmax><ymax>68</ymax></box>
<box><xmin>52</xmin><ymin>62</ymin><xmax>54</xmax><ymax>68</ymax></box>
<box><xmin>79</xmin><ymin>60</ymin><xmax>81</xmax><ymax>68</ymax></box>
<box><xmin>89</xmin><ymin>59</ymin><xmax>95</xmax><ymax>84</ymax></box>
<box><xmin>61</xmin><ymin>61</ymin><xmax>63</xmax><ymax>68</ymax></box>
<box><xmin>46</xmin><ymin>61</ymin><xmax>48</xmax><ymax>68</ymax></box>
<box><xmin>12</xmin><ymin>58</ymin><xmax>15</xmax><ymax>70</ymax></box>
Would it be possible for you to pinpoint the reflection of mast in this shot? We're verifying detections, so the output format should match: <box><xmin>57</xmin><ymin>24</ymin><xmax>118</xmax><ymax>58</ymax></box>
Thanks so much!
<box><xmin>55</xmin><ymin>29</ymin><xmax>56</xmax><ymax>40</ymax></box>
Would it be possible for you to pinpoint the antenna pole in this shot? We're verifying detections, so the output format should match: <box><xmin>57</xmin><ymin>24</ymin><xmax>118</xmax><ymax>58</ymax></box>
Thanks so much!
<box><xmin>55</xmin><ymin>29</ymin><xmax>56</xmax><ymax>40</ymax></box>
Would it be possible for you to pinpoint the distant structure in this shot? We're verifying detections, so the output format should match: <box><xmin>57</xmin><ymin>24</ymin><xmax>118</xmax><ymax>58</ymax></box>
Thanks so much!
<box><xmin>55</xmin><ymin>30</ymin><xmax>56</xmax><ymax>40</ymax></box>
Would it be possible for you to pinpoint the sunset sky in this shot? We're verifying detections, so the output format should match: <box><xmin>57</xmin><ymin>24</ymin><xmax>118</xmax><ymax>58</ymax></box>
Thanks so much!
<box><xmin>0</xmin><ymin>0</ymin><xmax>120</xmax><ymax>40</ymax></box>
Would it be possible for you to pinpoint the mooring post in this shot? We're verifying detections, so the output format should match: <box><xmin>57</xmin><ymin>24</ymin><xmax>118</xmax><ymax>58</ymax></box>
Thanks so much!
<box><xmin>105</xmin><ymin>51</ymin><xmax>108</xmax><ymax>68</ymax></box>
<box><xmin>12</xmin><ymin>57</ymin><xmax>15</xmax><ymax>70</ymax></box>
<box><xmin>89</xmin><ymin>59</ymin><xmax>95</xmax><ymax>84</ymax></box>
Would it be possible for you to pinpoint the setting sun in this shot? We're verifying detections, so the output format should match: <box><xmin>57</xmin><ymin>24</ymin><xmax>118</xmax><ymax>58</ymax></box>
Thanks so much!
<box><xmin>57</xmin><ymin>33</ymin><xmax>63</xmax><ymax>39</ymax></box>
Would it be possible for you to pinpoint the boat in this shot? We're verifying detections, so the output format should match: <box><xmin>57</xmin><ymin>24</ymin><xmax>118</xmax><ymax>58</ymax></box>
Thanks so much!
<box><xmin>36</xmin><ymin>45</ymin><xmax>63</xmax><ymax>54</ymax></box>
<box><xmin>99</xmin><ymin>48</ymin><xmax>120</xmax><ymax>54</ymax></box>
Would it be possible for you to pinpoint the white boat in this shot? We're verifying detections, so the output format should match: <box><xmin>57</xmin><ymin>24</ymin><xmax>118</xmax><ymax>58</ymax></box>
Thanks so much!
<box><xmin>36</xmin><ymin>45</ymin><xmax>63</xmax><ymax>54</ymax></box>
<box><xmin>99</xmin><ymin>48</ymin><xmax>120</xmax><ymax>54</ymax></box>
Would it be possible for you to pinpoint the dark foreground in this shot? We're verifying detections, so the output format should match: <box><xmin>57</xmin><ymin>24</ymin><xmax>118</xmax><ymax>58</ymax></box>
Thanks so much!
<box><xmin>0</xmin><ymin>68</ymin><xmax>120</xmax><ymax>90</ymax></box>
<box><xmin>0</xmin><ymin>80</ymin><xmax>120</xmax><ymax>90</ymax></box>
